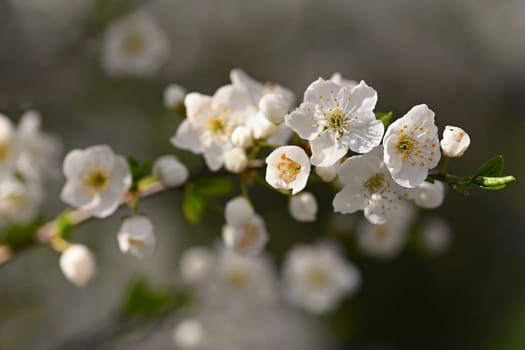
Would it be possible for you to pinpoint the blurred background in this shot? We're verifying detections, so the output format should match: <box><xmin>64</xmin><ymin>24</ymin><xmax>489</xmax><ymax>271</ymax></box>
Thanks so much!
<box><xmin>0</xmin><ymin>0</ymin><xmax>524</xmax><ymax>349</ymax></box>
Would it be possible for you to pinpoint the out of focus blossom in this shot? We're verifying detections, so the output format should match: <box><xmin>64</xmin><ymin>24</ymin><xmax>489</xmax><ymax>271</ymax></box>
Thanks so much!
<box><xmin>408</xmin><ymin>180</ymin><xmax>445</xmax><ymax>209</ymax></box>
<box><xmin>59</xmin><ymin>244</ymin><xmax>95</xmax><ymax>287</ymax></box>
<box><xmin>315</xmin><ymin>162</ymin><xmax>340</xmax><ymax>182</ymax></box>
<box><xmin>289</xmin><ymin>192</ymin><xmax>318</xmax><ymax>222</ymax></box>
<box><xmin>117</xmin><ymin>215</ymin><xmax>156</xmax><ymax>258</ymax></box>
<box><xmin>223</xmin><ymin>147</ymin><xmax>248</xmax><ymax>174</ymax></box>
<box><xmin>0</xmin><ymin>175</ymin><xmax>43</xmax><ymax>227</ymax></box>
<box><xmin>421</xmin><ymin>216</ymin><xmax>452</xmax><ymax>255</ymax></box>
<box><xmin>153</xmin><ymin>155</ymin><xmax>189</xmax><ymax>187</ymax></box>
<box><xmin>330</xmin><ymin>72</ymin><xmax>357</xmax><ymax>87</ymax></box>
<box><xmin>231</xmin><ymin>126</ymin><xmax>253</xmax><ymax>148</ymax></box>
<box><xmin>164</xmin><ymin>84</ymin><xmax>186</xmax><ymax>110</ymax></box>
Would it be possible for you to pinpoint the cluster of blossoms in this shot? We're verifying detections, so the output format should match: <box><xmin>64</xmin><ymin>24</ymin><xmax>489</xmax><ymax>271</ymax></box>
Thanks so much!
<box><xmin>173</xmin><ymin>241</ymin><xmax>357</xmax><ymax>349</ymax></box>
<box><xmin>0</xmin><ymin>111</ymin><xmax>61</xmax><ymax>229</ymax></box>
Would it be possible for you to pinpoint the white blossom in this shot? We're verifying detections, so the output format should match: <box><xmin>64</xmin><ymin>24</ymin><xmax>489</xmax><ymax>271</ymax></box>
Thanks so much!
<box><xmin>283</xmin><ymin>242</ymin><xmax>360</xmax><ymax>314</ymax></box>
<box><xmin>266</xmin><ymin>123</ymin><xmax>293</xmax><ymax>146</ymax></box>
<box><xmin>330</xmin><ymin>72</ymin><xmax>357</xmax><ymax>88</ymax></box>
<box><xmin>247</xmin><ymin>112</ymin><xmax>279</xmax><ymax>139</ymax></box>
<box><xmin>422</xmin><ymin>216</ymin><xmax>452</xmax><ymax>255</ymax></box>
<box><xmin>440</xmin><ymin>125</ymin><xmax>470</xmax><ymax>158</ymax></box>
<box><xmin>383</xmin><ymin>104</ymin><xmax>441</xmax><ymax>188</ymax></box>
<box><xmin>223</xmin><ymin>147</ymin><xmax>248</xmax><ymax>174</ymax></box>
<box><xmin>223</xmin><ymin>197</ymin><xmax>268</xmax><ymax>256</ymax></box>
<box><xmin>180</xmin><ymin>246</ymin><xmax>214</xmax><ymax>284</ymax></box>
<box><xmin>259</xmin><ymin>93</ymin><xmax>290</xmax><ymax>124</ymax></box>
<box><xmin>117</xmin><ymin>215</ymin><xmax>155</xmax><ymax>258</ymax></box>
<box><xmin>356</xmin><ymin>201</ymin><xmax>415</xmax><ymax>259</ymax></box>
<box><xmin>333</xmin><ymin>146</ymin><xmax>405</xmax><ymax>225</ymax></box>
<box><xmin>231</xmin><ymin>126</ymin><xmax>253</xmax><ymax>148</ymax></box>
<box><xmin>314</xmin><ymin>162</ymin><xmax>340</xmax><ymax>182</ymax></box>
<box><xmin>289</xmin><ymin>192</ymin><xmax>318</xmax><ymax>222</ymax></box>
<box><xmin>266</xmin><ymin>146</ymin><xmax>311</xmax><ymax>195</ymax></box>
<box><xmin>171</xmin><ymin>85</ymin><xmax>252</xmax><ymax>171</ymax></box>
<box><xmin>408</xmin><ymin>180</ymin><xmax>445</xmax><ymax>209</ymax></box>
<box><xmin>60</xmin><ymin>145</ymin><xmax>132</xmax><ymax>218</ymax></box>
<box><xmin>173</xmin><ymin>318</ymin><xmax>205</xmax><ymax>349</ymax></box>
<box><xmin>0</xmin><ymin>175</ymin><xmax>43</xmax><ymax>227</ymax></box>
<box><xmin>286</xmin><ymin>78</ymin><xmax>384</xmax><ymax>167</ymax></box>
<box><xmin>59</xmin><ymin>244</ymin><xmax>95</xmax><ymax>287</ymax></box>
<box><xmin>164</xmin><ymin>84</ymin><xmax>186</xmax><ymax>109</ymax></box>
<box><xmin>101</xmin><ymin>11</ymin><xmax>170</xmax><ymax>78</ymax></box>
<box><xmin>0</xmin><ymin>114</ymin><xmax>16</xmax><ymax>173</ymax></box>
<box><xmin>153</xmin><ymin>154</ymin><xmax>189</xmax><ymax>187</ymax></box>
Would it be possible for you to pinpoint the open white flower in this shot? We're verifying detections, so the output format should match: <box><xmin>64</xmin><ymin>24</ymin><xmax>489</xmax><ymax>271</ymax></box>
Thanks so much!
<box><xmin>286</xmin><ymin>78</ymin><xmax>384</xmax><ymax>167</ymax></box>
<box><xmin>153</xmin><ymin>155</ymin><xmax>189</xmax><ymax>187</ymax></box>
<box><xmin>222</xmin><ymin>197</ymin><xmax>268</xmax><ymax>256</ymax></box>
<box><xmin>408</xmin><ymin>180</ymin><xmax>445</xmax><ymax>209</ymax></box>
<box><xmin>61</xmin><ymin>145</ymin><xmax>132</xmax><ymax>218</ymax></box>
<box><xmin>164</xmin><ymin>84</ymin><xmax>186</xmax><ymax>110</ymax></box>
<box><xmin>59</xmin><ymin>244</ymin><xmax>96</xmax><ymax>287</ymax></box>
<box><xmin>171</xmin><ymin>85</ymin><xmax>251</xmax><ymax>171</ymax></box>
<box><xmin>289</xmin><ymin>192</ymin><xmax>318</xmax><ymax>222</ymax></box>
<box><xmin>117</xmin><ymin>215</ymin><xmax>155</xmax><ymax>258</ymax></box>
<box><xmin>333</xmin><ymin>146</ymin><xmax>405</xmax><ymax>225</ymax></box>
<box><xmin>283</xmin><ymin>242</ymin><xmax>360</xmax><ymax>314</ymax></box>
<box><xmin>101</xmin><ymin>11</ymin><xmax>170</xmax><ymax>78</ymax></box>
<box><xmin>266</xmin><ymin>146</ymin><xmax>310</xmax><ymax>195</ymax></box>
<box><xmin>440</xmin><ymin>125</ymin><xmax>470</xmax><ymax>158</ymax></box>
<box><xmin>356</xmin><ymin>201</ymin><xmax>415</xmax><ymax>259</ymax></box>
<box><xmin>383</xmin><ymin>104</ymin><xmax>441</xmax><ymax>188</ymax></box>
<box><xmin>0</xmin><ymin>114</ymin><xmax>16</xmax><ymax>173</ymax></box>
<box><xmin>421</xmin><ymin>216</ymin><xmax>452</xmax><ymax>255</ymax></box>
<box><xmin>0</xmin><ymin>175</ymin><xmax>43</xmax><ymax>227</ymax></box>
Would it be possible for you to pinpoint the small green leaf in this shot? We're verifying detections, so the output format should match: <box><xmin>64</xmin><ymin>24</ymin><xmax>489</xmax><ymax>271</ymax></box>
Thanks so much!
<box><xmin>55</xmin><ymin>211</ymin><xmax>74</xmax><ymax>239</ymax></box>
<box><xmin>122</xmin><ymin>279</ymin><xmax>176</xmax><ymax>320</ymax></box>
<box><xmin>127</xmin><ymin>156</ymin><xmax>153</xmax><ymax>191</ymax></box>
<box><xmin>375</xmin><ymin>112</ymin><xmax>394</xmax><ymax>128</ymax></box>
<box><xmin>192</xmin><ymin>177</ymin><xmax>234</xmax><ymax>198</ymax></box>
<box><xmin>474</xmin><ymin>155</ymin><xmax>504</xmax><ymax>178</ymax></box>
<box><xmin>182</xmin><ymin>183</ymin><xmax>205</xmax><ymax>223</ymax></box>
<box><xmin>474</xmin><ymin>175</ymin><xmax>516</xmax><ymax>190</ymax></box>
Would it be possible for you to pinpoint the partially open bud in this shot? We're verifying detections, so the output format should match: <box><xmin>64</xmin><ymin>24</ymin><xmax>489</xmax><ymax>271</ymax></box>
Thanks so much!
<box><xmin>224</xmin><ymin>147</ymin><xmax>248</xmax><ymax>173</ymax></box>
<box><xmin>59</xmin><ymin>244</ymin><xmax>96</xmax><ymax>287</ymax></box>
<box><xmin>231</xmin><ymin>126</ymin><xmax>253</xmax><ymax>148</ymax></box>
<box><xmin>289</xmin><ymin>192</ymin><xmax>318</xmax><ymax>222</ymax></box>
<box><xmin>440</xmin><ymin>126</ymin><xmax>470</xmax><ymax>158</ymax></box>
<box><xmin>164</xmin><ymin>84</ymin><xmax>186</xmax><ymax>110</ymax></box>
<box><xmin>153</xmin><ymin>155</ymin><xmax>189</xmax><ymax>187</ymax></box>
<box><xmin>250</xmin><ymin>112</ymin><xmax>278</xmax><ymax>139</ymax></box>
<box><xmin>117</xmin><ymin>215</ymin><xmax>156</xmax><ymax>258</ymax></box>
<box><xmin>259</xmin><ymin>93</ymin><xmax>289</xmax><ymax>124</ymax></box>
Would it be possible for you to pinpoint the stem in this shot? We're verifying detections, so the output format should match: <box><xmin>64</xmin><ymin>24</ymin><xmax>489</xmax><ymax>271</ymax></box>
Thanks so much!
<box><xmin>439</xmin><ymin>156</ymin><xmax>450</xmax><ymax>176</ymax></box>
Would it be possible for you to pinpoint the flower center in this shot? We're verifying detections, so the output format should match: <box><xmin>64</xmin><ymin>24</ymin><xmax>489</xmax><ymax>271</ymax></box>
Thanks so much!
<box><xmin>396</xmin><ymin>134</ymin><xmax>417</xmax><ymax>161</ymax></box>
<box><xmin>276</xmin><ymin>153</ymin><xmax>301</xmax><ymax>184</ymax></box>
<box><xmin>82</xmin><ymin>167</ymin><xmax>110</xmax><ymax>196</ymax></box>
<box><xmin>238</xmin><ymin>224</ymin><xmax>260</xmax><ymax>251</ymax></box>
<box><xmin>325</xmin><ymin>108</ymin><xmax>347</xmax><ymax>135</ymax></box>
<box><xmin>123</xmin><ymin>32</ymin><xmax>145</xmax><ymax>55</ymax></box>
<box><xmin>206</xmin><ymin>115</ymin><xmax>228</xmax><ymax>135</ymax></box>
<box><xmin>305</xmin><ymin>265</ymin><xmax>328</xmax><ymax>287</ymax></box>
<box><xmin>226</xmin><ymin>266</ymin><xmax>249</xmax><ymax>288</ymax></box>
<box><xmin>374</xmin><ymin>227</ymin><xmax>389</xmax><ymax>241</ymax></box>
<box><xmin>364</xmin><ymin>173</ymin><xmax>386</xmax><ymax>193</ymax></box>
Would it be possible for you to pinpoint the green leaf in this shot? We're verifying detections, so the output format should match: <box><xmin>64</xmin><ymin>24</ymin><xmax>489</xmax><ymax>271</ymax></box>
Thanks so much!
<box><xmin>0</xmin><ymin>217</ymin><xmax>44</xmax><ymax>251</ymax></box>
<box><xmin>55</xmin><ymin>211</ymin><xmax>74</xmax><ymax>239</ymax></box>
<box><xmin>192</xmin><ymin>177</ymin><xmax>234</xmax><ymax>198</ymax></box>
<box><xmin>473</xmin><ymin>155</ymin><xmax>504</xmax><ymax>178</ymax></box>
<box><xmin>122</xmin><ymin>280</ymin><xmax>188</xmax><ymax>319</ymax></box>
<box><xmin>474</xmin><ymin>175</ymin><xmax>516</xmax><ymax>190</ymax></box>
<box><xmin>182</xmin><ymin>183</ymin><xmax>205</xmax><ymax>223</ymax></box>
<box><xmin>375</xmin><ymin>112</ymin><xmax>394</xmax><ymax>128</ymax></box>
<box><xmin>127</xmin><ymin>156</ymin><xmax>153</xmax><ymax>191</ymax></box>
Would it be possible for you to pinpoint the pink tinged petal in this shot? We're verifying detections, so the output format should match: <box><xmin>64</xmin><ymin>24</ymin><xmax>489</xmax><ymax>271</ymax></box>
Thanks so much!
<box><xmin>202</xmin><ymin>143</ymin><xmax>224</xmax><ymax>171</ymax></box>
<box><xmin>332</xmin><ymin>184</ymin><xmax>367</xmax><ymax>214</ymax></box>
<box><xmin>304</xmin><ymin>78</ymin><xmax>342</xmax><ymax>106</ymax></box>
<box><xmin>171</xmin><ymin>120</ymin><xmax>203</xmax><ymax>153</ymax></box>
<box><xmin>310</xmin><ymin>133</ymin><xmax>347</xmax><ymax>167</ymax></box>
<box><xmin>285</xmin><ymin>103</ymin><xmax>319</xmax><ymax>140</ymax></box>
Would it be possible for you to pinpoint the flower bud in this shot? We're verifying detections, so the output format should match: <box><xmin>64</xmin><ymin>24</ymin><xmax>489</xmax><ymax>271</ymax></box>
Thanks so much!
<box><xmin>259</xmin><ymin>93</ymin><xmax>289</xmax><ymax>124</ymax></box>
<box><xmin>250</xmin><ymin>112</ymin><xmax>278</xmax><ymax>139</ymax></box>
<box><xmin>231</xmin><ymin>126</ymin><xmax>253</xmax><ymax>148</ymax></box>
<box><xmin>153</xmin><ymin>155</ymin><xmax>189</xmax><ymax>187</ymax></box>
<box><xmin>315</xmin><ymin>163</ymin><xmax>340</xmax><ymax>182</ymax></box>
<box><xmin>289</xmin><ymin>192</ymin><xmax>318</xmax><ymax>222</ymax></box>
<box><xmin>223</xmin><ymin>148</ymin><xmax>248</xmax><ymax>173</ymax></box>
<box><xmin>117</xmin><ymin>215</ymin><xmax>156</xmax><ymax>258</ymax></box>
<box><xmin>59</xmin><ymin>244</ymin><xmax>95</xmax><ymax>287</ymax></box>
<box><xmin>440</xmin><ymin>125</ymin><xmax>470</xmax><ymax>158</ymax></box>
<box><xmin>163</xmin><ymin>84</ymin><xmax>186</xmax><ymax>109</ymax></box>
<box><xmin>173</xmin><ymin>318</ymin><xmax>204</xmax><ymax>348</ymax></box>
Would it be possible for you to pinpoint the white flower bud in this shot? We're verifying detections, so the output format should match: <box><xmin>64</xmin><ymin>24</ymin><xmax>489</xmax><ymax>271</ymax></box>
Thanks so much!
<box><xmin>250</xmin><ymin>112</ymin><xmax>278</xmax><ymax>139</ymax></box>
<box><xmin>315</xmin><ymin>163</ymin><xmax>340</xmax><ymax>182</ymax></box>
<box><xmin>173</xmin><ymin>318</ymin><xmax>204</xmax><ymax>348</ymax></box>
<box><xmin>223</xmin><ymin>147</ymin><xmax>248</xmax><ymax>174</ymax></box>
<box><xmin>440</xmin><ymin>125</ymin><xmax>470</xmax><ymax>158</ymax></box>
<box><xmin>59</xmin><ymin>244</ymin><xmax>96</xmax><ymax>287</ymax></box>
<box><xmin>259</xmin><ymin>93</ymin><xmax>289</xmax><ymax>124</ymax></box>
<box><xmin>117</xmin><ymin>215</ymin><xmax>156</xmax><ymax>258</ymax></box>
<box><xmin>231</xmin><ymin>126</ymin><xmax>253</xmax><ymax>148</ymax></box>
<box><xmin>164</xmin><ymin>84</ymin><xmax>186</xmax><ymax>109</ymax></box>
<box><xmin>289</xmin><ymin>192</ymin><xmax>318</xmax><ymax>222</ymax></box>
<box><xmin>153</xmin><ymin>155</ymin><xmax>189</xmax><ymax>187</ymax></box>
